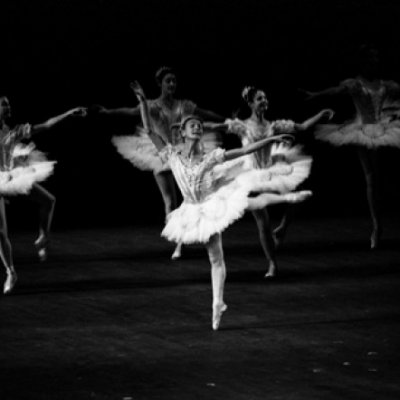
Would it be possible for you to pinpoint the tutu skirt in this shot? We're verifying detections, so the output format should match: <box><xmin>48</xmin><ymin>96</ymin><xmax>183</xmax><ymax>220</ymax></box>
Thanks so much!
<box><xmin>162</xmin><ymin>147</ymin><xmax>312</xmax><ymax>244</ymax></box>
<box><xmin>0</xmin><ymin>144</ymin><xmax>55</xmax><ymax>196</ymax></box>
<box><xmin>112</xmin><ymin>131</ymin><xmax>169</xmax><ymax>173</ymax></box>
<box><xmin>315</xmin><ymin>116</ymin><xmax>400</xmax><ymax>148</ymax></box>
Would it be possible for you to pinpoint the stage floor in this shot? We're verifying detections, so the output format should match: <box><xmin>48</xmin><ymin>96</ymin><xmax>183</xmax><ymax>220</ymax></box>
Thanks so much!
<box><xmin>1</xmin><ymin>216</ymin><xmax>399</xmax><ymax>399</ymax></box>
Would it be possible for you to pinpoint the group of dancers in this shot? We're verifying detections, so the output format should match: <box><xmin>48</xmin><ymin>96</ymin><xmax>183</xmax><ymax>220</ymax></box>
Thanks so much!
<box><xmin>1</xmin><ymin>44</ymin><xmax>399</xmax><ymax>330</ymax></box>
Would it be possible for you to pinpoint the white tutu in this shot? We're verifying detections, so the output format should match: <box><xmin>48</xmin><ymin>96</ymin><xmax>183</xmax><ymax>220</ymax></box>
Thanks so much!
<box><xmin>112</xmin><ymin>130</ymin><xmax>169</xmax><ymax>173</ymax></box>
<box><xmin>315</xmin><ymin>116</ymin><xmax>400</xmax><ymax>148</ymax></box>
<box><xmin>112</xmin><ymin>129</ymin><xmax>222</xmax><ymax>173</ymax></box>
<box><xmin>0</xmin><ymin>143</ymin><xmax>55</xmax><ymax>196</ymax></box>
<box><xmin>162</xmin><ymin>146</ymin><xmax>312</xmax><ymax>244</ymax></box>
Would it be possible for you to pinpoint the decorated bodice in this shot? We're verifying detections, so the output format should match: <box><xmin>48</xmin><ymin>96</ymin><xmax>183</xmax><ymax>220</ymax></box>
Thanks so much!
<box><xmin>161</xmin><ymin>145</ymin><xmax>225</xmax><ymax>203</ymax></box>
<box><xmin>227</xmin><ymin>118</ymin><xmax>294</xmax><ymax>169</ymax></box>
<box><xmin>148</xmin><ymin>99</ymin><xmax>196</xmax><ymax>145</ymax></box>
<box><xmin>0</xmin><ymin>123</ymin><xmax>31</xmax><ymax>170</ymax></box>
<box><xmin>342</xmin><ymin>78</ymin><xmax>397</xmax><ymax>123</ymax></box>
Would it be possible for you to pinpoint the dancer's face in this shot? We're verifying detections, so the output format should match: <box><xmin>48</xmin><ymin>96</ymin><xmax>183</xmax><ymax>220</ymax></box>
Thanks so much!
<box><xmin>161</xmin><ymin>73</ymin><xmax>177</xmax><ymax>96</ymax></box>
<box><xmin>250</xmin><ymin>90</ymin><xmax>268</xmax><ymax>113</ymax></box>
<box><xmin>182</xmin><ymin>118</ymin><xmax>203</xmax><ymax>140</ymax></box>
<box><xmin>0</xmin><ymin>97</ymin><xmax>11</xmax><ymax>121</ymax></box>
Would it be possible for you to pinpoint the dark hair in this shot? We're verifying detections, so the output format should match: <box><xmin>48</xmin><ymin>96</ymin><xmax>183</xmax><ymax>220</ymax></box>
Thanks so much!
<box><xmin>155</xmin><ymin>66</ymin><xmax>176</xmax><ymax>85</ymax></box>
<box><xmin>241</xmin><ymin>86</ymin><xmax>258</xmax><ymax>103</ymax></box>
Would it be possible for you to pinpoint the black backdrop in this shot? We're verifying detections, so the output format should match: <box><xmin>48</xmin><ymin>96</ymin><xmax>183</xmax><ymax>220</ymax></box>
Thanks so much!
<box><xmin>2</xmin><ymin>0</ymin><xmax>400</xmax><ymax>229</ymax></box>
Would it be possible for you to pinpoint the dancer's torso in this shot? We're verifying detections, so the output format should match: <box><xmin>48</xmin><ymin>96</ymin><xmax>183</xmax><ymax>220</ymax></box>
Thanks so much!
<box><xmin>148</xmin><ymin>99</ymin><xmax>196</xmax><ymax>145</ymax></box>
<box><xmin>240</xmin><ymin>119</ymin><xmax>273</xmax><ymax>169</ymax></box>
<box><xmin>0</xmin><ymin>124</ymin><xmax>31</xmax><ymax>170</ymax></box>
<box><xmin>344</xmin><ymin>78</ymin><xmax>388</xmax><ymax>124</ymax></box>
<box><xmin>165</xmin><ymin>146</ymin><xmax>224</xmax><ymax>203</ymax></box>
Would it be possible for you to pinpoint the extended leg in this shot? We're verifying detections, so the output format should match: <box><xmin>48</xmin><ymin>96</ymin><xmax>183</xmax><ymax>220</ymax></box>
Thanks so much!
<box><xmin>252</xmin><ymin>208</ymin><xmax>277</xmax><ymax>278</ymax></box>
<box><xmin>0</xmin><ymin>198</ymin><xmax>17</xmax><ymax>294</ymax></box>
<box><xmin>28</xmin><ymin>183</ymin><xmax>56</xmax><ymax>261</ymax></box>
<box><xmin>357</xmin><ymin>148</ymin><xmax>381</xmax><ymax>249</ymax></box>
<box><xmin>205</xmin><ymin>233</ymin><xmax>227</xmax><ymax>331</ymax></box>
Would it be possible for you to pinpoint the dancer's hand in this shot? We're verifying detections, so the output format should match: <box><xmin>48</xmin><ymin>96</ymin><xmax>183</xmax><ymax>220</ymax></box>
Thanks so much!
<box><xmin>69</xmin><ymin>107</ymin><xmax>88</xmax><ymax>117</ymax></box>
<box><xmin>130</xmin><ymin>81</ymin><xmax>145</xmax><ymax>101</ymax></box>
<box><xmin>320</xmin><ymin>108</ymin><xmax>335</xmax><ymax>121</ymax></box>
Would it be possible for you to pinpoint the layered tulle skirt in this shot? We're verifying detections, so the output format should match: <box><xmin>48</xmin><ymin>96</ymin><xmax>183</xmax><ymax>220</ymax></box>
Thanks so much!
<box><xmin>162</xmin><ymin>145</ymin><xmax>312</xmax><ymax>244</ymax></box>
<box><xmin>0</xmin><ymin>144</ymin><xmax>56</xmax><ymax>196</ymax></box>
<box><xmin>112</xmin><ymin>130</ymin><xmax>221</xmax><ymax>173</ymax></box>
<box><xmin>315</xmin><ymin>115</ymin><xmax>400</xmax><ymax>148</ymax></box>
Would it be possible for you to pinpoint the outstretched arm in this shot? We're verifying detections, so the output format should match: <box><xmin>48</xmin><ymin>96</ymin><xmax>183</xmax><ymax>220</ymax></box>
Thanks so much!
<box><xmin>31</xmin><ymin>107</ymin><xmax>87</xmax><ymax>135</ymax></box>
<box><xmin>224</xmin><ymin>134</ymin><xmax>293</xmax><ymax>161</ymax></box>
<box><xmin>294</xmin><ymin>109</ymin><xmax>334</xmax><ymax>131</ymax></box>
<box><xmin>301</xmin><ymin>85</ymin><xmax>346</xmax><ymax>100</ymax></box>
<box><xmin>130</xmin><ymin>81</ymin><xmax>166</xmax><ymax>152</ymax></box>
<box><xmin>92</xmin><ymin>105</ymin><xmax>141</xmax><ymax>118</ymax></box>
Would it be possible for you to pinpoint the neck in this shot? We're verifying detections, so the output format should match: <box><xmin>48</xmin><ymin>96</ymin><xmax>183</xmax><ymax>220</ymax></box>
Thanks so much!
<box><xmin>159</xmin><ymin>92</ymin><xmax>175</xmax><ymax>105</ymax></box>
<box><xmin>250</xmin><ymin>109</ymin><xmax>265</xmax><ymax>124</ymax></box>
<box><xmin>183</xmin><ymin>138</ymin><xmax>202</xmax><ymax>157</ymax></box>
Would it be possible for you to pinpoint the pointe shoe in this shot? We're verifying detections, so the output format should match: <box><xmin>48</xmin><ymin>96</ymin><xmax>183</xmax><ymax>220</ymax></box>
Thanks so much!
<box><xmin>212</xmin><ymin>303</ymin><xmax>227</xmax><ymax>331</ymax></box>
<box><xmin>273</xmin><ymin>228</ymin><xmax>285</xmax><ymax>248</ymax></box>
<box><xmin>264</xmin><ymin>262</ymin><xmax>276</xmax><ymax>279</ymax></box>
<box><xmin>284</xmin><ymin>190</ymin><xmax>312</xmax><ymax>204</ymax></box>
<box><xmin>171</xmin><ymin>243</ymin><xmax>182</xmax><ymax>260</ymax></box>
<box><xmin>171</xmin><ymin>248</ymin><xmax>181</xmax><ymax>260</ymax></box>
<box><xmin>370</xmin><ymin>229</ymin><xmax>381</xmax><ymax>250</ymax></box>
<box><xmin>34</xmin><ymin>236</ymin><xmax>48</xmax><ymax>262</ymax></box>
<box><xmin>3</xmin><ymin>270</ymin><xmax>17</xmax><ymax>294</ymax></box>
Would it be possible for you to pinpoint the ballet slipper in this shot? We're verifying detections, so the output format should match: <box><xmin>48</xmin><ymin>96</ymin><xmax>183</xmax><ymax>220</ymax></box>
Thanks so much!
<box><xmin>212</xmin><ymin>302</ymin><xmax>228</xmax><ymax>331</ymax></box>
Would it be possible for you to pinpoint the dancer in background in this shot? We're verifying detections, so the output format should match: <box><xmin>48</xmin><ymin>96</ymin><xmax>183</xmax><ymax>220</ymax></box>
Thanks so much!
<box><xmin>97</xmin><ymin>67</ymin><xmax>224</xmax><ymax>259</ymax></box>
<box><xmin>207</xmin><ymin>86</ymin><xmax>333</xmax><ymax>277</ymax></box>
<box><xmin>132</xmin><ymin>80</ymin><xmax>312</xmax><ymax>330</ymax></box>
<box><xmin>304</xmin><ymin>45</ymin><xmax>400</xmax><ymax>249</ymax></box>
<box><xmin>0</xmin><ymin>95</ymin><xmax>86</xmax><ymax>294</ymax></box>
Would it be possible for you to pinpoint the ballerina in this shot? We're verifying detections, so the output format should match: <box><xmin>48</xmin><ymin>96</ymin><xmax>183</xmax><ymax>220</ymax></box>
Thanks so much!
<box><xmin>97</xmin><ymin>67</ymin><xmax>224</xmax><ymax>259</ymax></box>
<box><xmin>206</xmin><ymin>86</ymin><xmax>333</xmax><ymax>277</ymax></box>
<box><xmin>132</xmin><ymin>80</ymin><xmax>313</xmax><ymax>330</ymax></box>
<box><xmin>304</xmin><ymin>44</ymin><xmax>400</xmax><ymax>249</ymax></box>
<box><xmin>0</xmin><ymin>95</ymin><xmax>86</xmax><ymax>294</ymax></box>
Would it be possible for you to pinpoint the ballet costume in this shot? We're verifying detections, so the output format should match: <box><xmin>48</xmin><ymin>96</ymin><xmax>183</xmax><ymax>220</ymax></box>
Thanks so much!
<box><xmin>160</xmin><ymin>144</ymin><xmax>311</xmax><ymax>245</ymax></box>
<box><xmin>0</xmin><ymin>124</ymin><xmax>55</xmax><ymax>195</ymax></box>
<box><xmin>112</xmin><ymin>99</ymin><xmax>218</xmax><ymax>172</ymax></box>
<box><xmin>315</xmin><ymin>79</ymin><xmax>400</xmax><ymax>148</ymax></box>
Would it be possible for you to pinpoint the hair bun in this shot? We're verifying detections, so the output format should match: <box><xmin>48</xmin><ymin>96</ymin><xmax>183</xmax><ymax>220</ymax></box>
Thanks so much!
<box><xmin>155</xmin><ymin>66</ymin><xmax>175</xmax><ymax>85</ymax></box>
<box><xmin>242</xmin><ymin>86</ymin><xmax>256</xmax><ymax>103</ymax></box>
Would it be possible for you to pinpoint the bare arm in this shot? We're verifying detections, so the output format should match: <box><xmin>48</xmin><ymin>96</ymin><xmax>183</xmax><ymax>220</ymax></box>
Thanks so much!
<box><xmin>294</xmin><ymin>109</ymin><xmax>335</xmax><ymax>131</ymax></box>
<box><xmin>224</xmin><ymin>134</ymin><xmax>293</xmax><ymax>162</ymax></box>
<box><xmin>31</xmin><ymin>107</ymin><xmax>87</xmax><ymax>135</ymax></box>
<box><xmin>91</xmin><ymin>104</ymin><xmax>141</xmax><ymax>118</ymax></box>
<box><xmin>301</xmin><ymin>85</ymin><xmax>346</xmax><ymax>100</ymax></box>
<box><xmin>130</xmin><ymin>81</ymin><xmax>166</xmax><ymax>152</ymax></box>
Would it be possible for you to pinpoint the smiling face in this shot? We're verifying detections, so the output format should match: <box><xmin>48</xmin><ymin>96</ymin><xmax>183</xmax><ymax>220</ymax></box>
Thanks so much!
<box><xmin>181</xmin><ymin>118</ymin><xmax>203</xmax><ymax>141</ymax></box>
<box><xmin>249</xmin><ymin>90</ymin><xmax>269</xmax><ymax>113</ymax></box>
<box><xmin>0</xmin><ymin>96</ymin><xmax>11</xmax><ymax>122</ymax></box>
<box><xmin>160</xmin><ymin>73</ymin><xmax>177</xmax><ymax>96</ymax></box>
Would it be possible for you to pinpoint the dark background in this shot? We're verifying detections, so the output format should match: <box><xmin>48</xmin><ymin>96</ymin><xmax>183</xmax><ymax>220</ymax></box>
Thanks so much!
<box><xmin>2</xmin><ymin>0</ymin><xmax>400</xmax><ymax>229</ymax></box>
